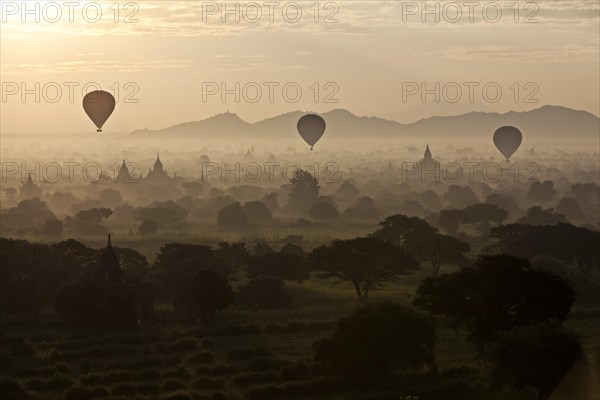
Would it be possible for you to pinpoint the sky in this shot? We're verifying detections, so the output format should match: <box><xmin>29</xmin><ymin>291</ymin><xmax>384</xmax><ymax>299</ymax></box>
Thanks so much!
<box><xmin>1</xmin><ymin>0</ymin><xmax>599</xmax><ymax>133</ymax></box>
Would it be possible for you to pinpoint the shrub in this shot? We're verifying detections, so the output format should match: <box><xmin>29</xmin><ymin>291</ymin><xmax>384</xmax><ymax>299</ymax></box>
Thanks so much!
<box><xmin>232</xmin><ymin>371</ymin><xmax>278</xmax><ymax>387</ymax></box>
<box><xmin>7</xmin><ymin>336</ymin><xmax>35</xmax><ymax>357</ymax></box>
<box><xmin>169</xmin><ymin>338</ymin><xmax>199</xmax><ymax>352</ymax></box>
<box><xmin>227</xmin><ymin>348</ymin><xmax>255</xmax><ymax>360</ymax></box>
<box><xmin>25</xmin><ymin>373</ymin><xmax>74</xmax><ymax>392</ymax></box>
<box><xmin>193</xmin><ymin>376</ymin><xmax>225</xmax><ymax>390</ymax></box>
<box><xmin>279</xmin><ymin>362</ymin><xmax>314</xmax><ymax>381</ymax></box>
<box><xmin>81</xmin><ymin>371</ymin><xmax>134</xmax><ymax>386</ymax></box>
<box><xmin>162</xmin><ymin>378</ymin><xmax>187</xmax><ymax>392</ymax></box>
<box><xmin>0</xmin><ymin>378</ymin><xmax>35</xmax><ymax>400</ymax></box>
<box><xmin>79</xmin><ymin>358</ymin><xmax>92</xmax><ymax>374</ymax></box>
<box><xmin>188</xmin><ymin>350</ymin><xmax>215</xmax><ymax>365</ymax></box>
<box><xmin>163</xmin><ymin>366</ymin><xmax>191</xmax><ymax>380</ymax></box>
<box><xmin>249</xmin><ymin>358</ymin><xmax>285</xmax><ymax>371</ymax></box>
<box><xmin>2</xmin><ymin>276</ymin><xmax>41</xmax><ymax>317</ymax></box>
<box><xmin>55</xmin><ymin>362</ymin><xmax>71</xmax><ymax>374</ymax></box>
<box><xmin>138</xmin><ymin>368</ymin><xmax>161</xmax><ymax>381</ymax></box>
<box><xmin>111</xmin><ymin>382</ymin><xmax>160</xmax><ymax>396</ymax></box>
<box><xmin>65</xmin><ymin>385</ymin><xmax>110</xmax><ymax>400</ymax></box>
<box><xmin>162</xmin><ymin>391</ymin><xmax>194</xmax><ymax>400</ymax></box>
<box><xmin>243</xmin><ymin>378</ymin><xmax>335</xmax><ymax>400</ymax></box>
<box><xmin>195</xmin><ymin>364</ymin><xmax>237</xmax><ymax>376</ymax></box>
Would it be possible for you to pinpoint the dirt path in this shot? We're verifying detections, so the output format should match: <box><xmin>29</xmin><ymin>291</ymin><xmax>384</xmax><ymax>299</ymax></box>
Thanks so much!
<box><xmin>550</xmin><ymin>355</ymin><xmax>600</xmax><ymax>400</ymax></box>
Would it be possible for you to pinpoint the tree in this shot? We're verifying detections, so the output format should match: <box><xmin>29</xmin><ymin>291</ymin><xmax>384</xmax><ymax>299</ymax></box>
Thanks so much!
<box><xmin>238</xmin><ymin>277</ymin><xmax>291</xmax><ymax>308</ymax></box>
<box><xmin>100</xmin><ymin>292</ymin><xmax>136</xmax><ymax>324</ymax></box>
<box><xmin>372</xmin><ymin>214</ymin><xmax>470</xmax><ymax>276</ymax></box>
<box><xmin>371</xmin><ymin>214</ymin><xmax>438</xmax><ymax>246</ymax></box>
<box><xmin>444</xmin><ymin>185</ymin><xmax>479</xmax><ymax>209</ymax></box>
<box><xmin>460</xmin><ymin>203</ymin><xmax>508</xmax><ymax>225</ymax></box>
<box><xmin>135</xmin><ymin>202</ymin><xmax>188</xmax><ymax>227</ymax></box>
<box><xmin>217</xmin><ymin>202</ymin><xmax>248</xmax><ymax>228</ymax></box>
<box><xmin>287</xmin><ymin>169</ymin><xmax>319</xmax><ymax>214</ymax></box>
<box><xmin>55</xmin><ymin>279</ymin><xmax>103</xmax><ymax>321</ymax></box>
<box><xmin>174</xmin><ymin>269</ymin><xmax>234</xmax><ymax>323</ymax></box>
<box><xmin>2</xmin><ymin>277</ymin><xmax>41</xmax><ymax>317</ymax></box>
<box><xmin>313</xmin><ymin>302</ymin><xmax>436</xmax><ymax>378</ymax></box>
<box><xmin>414</xmin><ymin>254</ymin><xmax>575</xmax><ymax>348</ymax></box>
<box><xmin>527</xmin><ymin>180</ymin><xmax>556</xmax><ymax>202</ymax></box>
<box><xmin>490</xmin><ymin>224</ymin><xmax>599</xmax><ymax>276</ymax></box>
<box><xmin>99</xmin><ymin>188</ymin><xmax>123</xmax><ymax>208</ymax></box>
<box><xmin>262</xmin><ymin>192</ymin><xmax>279</xmax><ymax>212</ymax></box>
<box><xmin>314</xmin><ymin>237</ymin><xmax>418</xmax><ymax>299</ymax></box>
<box><xmin>308</xmin><ymin>197</ymin><xmax>340</xmax><ymax>220</ymax></box>
<box><xmin>75</xmin><ymin>208</ymin><xmax>114</xmax><ymax>223</ymax></box>
<box><xmin>422</xmin><ymin>233</ymin><xmax>471</xmax><ymax>277</ymax></box>
<box><xmin>342</xmin><ymin>196</ymin><xmax>379</xmax><ymax>220</ymax></box>
<box><xmin>438</xmin><ymin>209</ymin><xmax>462</xmax><ymax>234</ymax></box>
<box><xmin>490</xmin><ymin>323</ymin><xmax>582</xmax><ymax>400</ymax></box>
<box><xmin>516</xmin><ymin>206</ymin><xmax>567</xmax><ymax>226</ymax></box>
<box><xmin>138</xmin><ymin>219</ymin><xmax>158</xmax><ymax>235</ymax></box>
<box><xmin>154</xmin><ymin>243</ymin><xmax>215</xmax><ymax>269</ymax></box>
<box><xmin>556</xmin><ymin>197</ymin><xmax>584</xmax><ymax>221</ymax></box>
<box><xmin>486</xmin><ymin>193</ymin><xmax>519</xmax><ymax>217</ymax></box>
<box><xmin>243</xmin><ymin>201</ymin><xmax>272</xmax><ymax>222</ymax></box>
<box><xmin>42</xmin><ymin>218</ymin><xmax>63</xmax><ymax>236</ymax></box>
<box><xmin>246</xmin><ymin>252</ymin><xmax>310</xmax><ymax>281</ymax></box>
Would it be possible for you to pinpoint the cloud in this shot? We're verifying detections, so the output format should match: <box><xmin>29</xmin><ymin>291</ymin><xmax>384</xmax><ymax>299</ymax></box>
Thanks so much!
<box><xmin>0</xmin><ymin>60</ymin><xmax>193</xmax><ymax>75</ymax></box>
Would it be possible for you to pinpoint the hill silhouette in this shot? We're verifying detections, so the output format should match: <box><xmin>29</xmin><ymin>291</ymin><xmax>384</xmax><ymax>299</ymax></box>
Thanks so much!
<box><xmin>129</xmin><ymin>105</ymin><xmax>599</xmax><ymax>143</ymax></box>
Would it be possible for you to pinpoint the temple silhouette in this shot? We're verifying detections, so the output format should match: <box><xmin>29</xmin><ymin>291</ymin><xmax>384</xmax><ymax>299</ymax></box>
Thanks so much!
<box><xmin>20</xmin><ymin>173</ymin><xmax>42</xmax><ymax>200</ymax></box>
<box><xmin>115</xmin><ymin>153</ymin><xmax>175</xmax><ymax>184</ymax></box>
<box><xmin>96</xmin><ymin>234</ymin><xmax>154</xmax><ymax>324</ymax></box>
<box><xmin>416</xmin><ymin>145</ymin><xmax>440</xmax><ymax>178</ymax></box>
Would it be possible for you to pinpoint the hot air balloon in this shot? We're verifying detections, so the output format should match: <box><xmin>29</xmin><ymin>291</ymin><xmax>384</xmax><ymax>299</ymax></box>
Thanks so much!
<box><xmin>297</xmin><ymin>114</ymin><xmax>326</xmax><ymax>151</ymax></box>
<box><xmin>493</xmin><ymin>126</ymin><xmax>522</xmax><ymax>162</ymax></box>
<box><xmin>83</xmin><ymin>90</ymin><xmax>115</xmax><ymax>132</ymax></box>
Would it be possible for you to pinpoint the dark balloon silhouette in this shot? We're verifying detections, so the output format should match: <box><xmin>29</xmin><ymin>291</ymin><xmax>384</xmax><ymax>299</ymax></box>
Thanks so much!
<box><xmin>83</xmin><ymin>90</ymin><xmax>116</xmax><ymax>132</ymax></box>
<box><xmin>493</xmin><ymin>126</ymin><xmax>522</xmax><ymax>161</ymax></box>
<box><xmin>297</xmin><ymin>114</ymin><xmax>326</xmax><ymax>150</ymax></box>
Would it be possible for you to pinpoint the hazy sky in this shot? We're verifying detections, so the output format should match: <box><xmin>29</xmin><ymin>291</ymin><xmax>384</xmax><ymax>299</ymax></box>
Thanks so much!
<box><xmin>1</xmin><ymin>0</ymin><xmax>599</xmax><ymax>133</ymax></box>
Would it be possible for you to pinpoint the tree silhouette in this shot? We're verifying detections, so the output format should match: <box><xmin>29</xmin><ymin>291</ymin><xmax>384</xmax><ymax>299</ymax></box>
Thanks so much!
<box><xmin>527</xmin><ymin>180</ymin><xmax>557</xmax><ymax>202</ymax></box>
<box><xmin>287</xmin><ymin>169</ymin><xmax>319</xmax><ymax>214</ymax></box>
<box><xmin>314</xmin><ymin>237</ymin><xmax>418</xmax><ymax>299</ymax></box>
<box><xmin>238</xmin><ymin>277</ymin><xmax>291</xmax><ymax>308</ymax></box>
<box><xmin>138</xmin><ymin>219</ymin><xmax>158</xmax><ymax>235</ymax></box>
<box><xmin>2</xmin><ymin>276</ymin><xmax>41</xmax><ymax>318</ymax></box>
<box><xmin>246</xmin><ymin>251</ymin><xmax>310</xmax><ymax>281</ymax></box>
<box><xmin>516</xmin><ymin>206</ymin><xmax>567</xmax><ymax>226</ymax></box>
<box><xmin>41</xmin><ymin>218</ymin><xmax>63</xmax><ymax>236</ymax></box>
<box><xmin>313</xmin><ymin>302</ymin><xmax>436</xmax><ymax>378</ymax></box>
<box><xmin>490</xmin><ymin>323</ymin><xmax>582</xmax><ymax>400</ymax></box>
<box><xmin>217</xmin><ymin>202</ymin><xmax>248</xmax><ymax>228</ymax></box>
<box><xmin>308</xmin><ymin>197</ymin><xmax>340</xmax><ymax>220</ymax></box>
<box><xmin>55</xmin><ymin>279</ymin><xmax>103</xmax><ymax>321</ymax></box>
<box><xmin>372</xmin><ymin>214</ymin><xmax>470</xmax><ymax>276</ymax></box>
<box><xmin>75</xmin><ymin>208</ymin><xmax>113</xmax><ymax>223</ymax></box>
<box><xmin>242</xmin><ymin>200</ymin><xmax>272</xmax><ymax>222</ymax></box>
<box><xmin>414</xmin><ymin>254</ymin><xmax>575</xmax><ymax>348</ymax></box>
<box><xmin>490</xmin><ymin>224</ymin><xmax>599</xmax><ymax>276</ymax></box>
<box><xmin>174</xmin><ymin>269</ymin><xmax>234</xmax><ymax>323</ymax></box>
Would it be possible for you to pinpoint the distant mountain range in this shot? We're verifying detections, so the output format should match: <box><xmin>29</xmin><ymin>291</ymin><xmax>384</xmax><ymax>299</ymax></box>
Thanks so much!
<box><xmin>129</xmin><ymin>106</ymin><xmax>600</xmax><ymax>142</ymax></box>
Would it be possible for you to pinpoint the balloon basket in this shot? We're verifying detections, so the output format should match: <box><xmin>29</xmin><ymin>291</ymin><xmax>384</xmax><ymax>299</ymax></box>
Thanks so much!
<box><xmin>97</xmin><ymin>129</ymin><xmax>102</xmax><ymax>133</ymax></box>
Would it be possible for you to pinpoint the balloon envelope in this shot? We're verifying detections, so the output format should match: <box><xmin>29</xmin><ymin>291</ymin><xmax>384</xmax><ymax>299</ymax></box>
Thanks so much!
<box><xmin>297</xmin><ymin>114</ymin><xmax>326</xmax><ymax>150</ymax></box>
<box><xmin>83</xmin><ymin>90</ymin><xmax>115</xmax><ymax>132</ymax></box>
<box><xmin>493</xmin><ymin>126</ymin><xmax>522</xmax><ymax>161</ymax></box>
